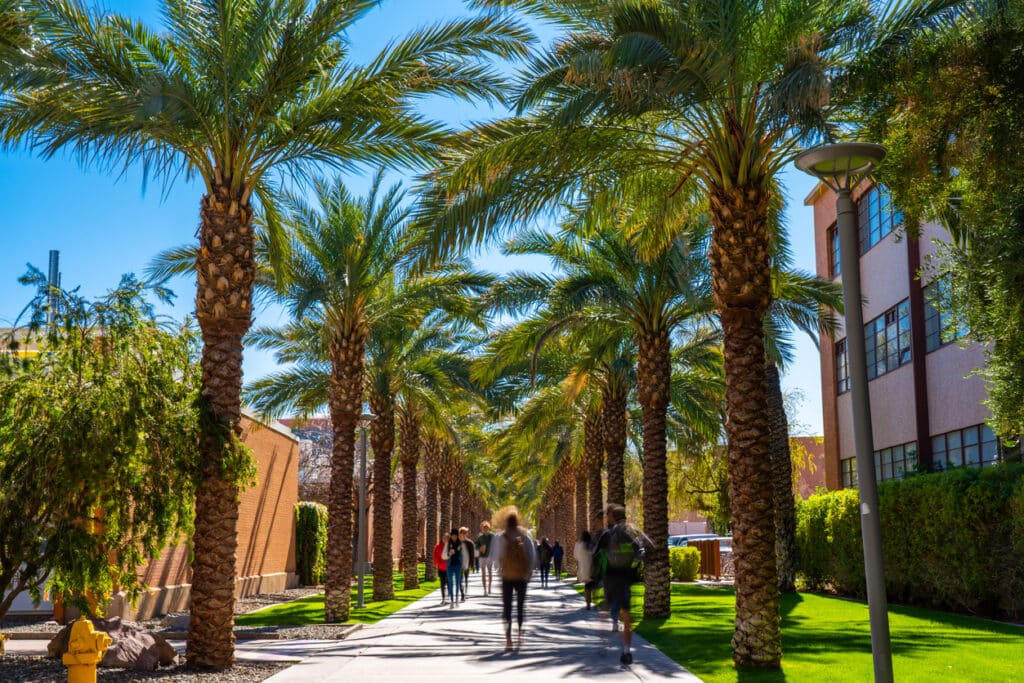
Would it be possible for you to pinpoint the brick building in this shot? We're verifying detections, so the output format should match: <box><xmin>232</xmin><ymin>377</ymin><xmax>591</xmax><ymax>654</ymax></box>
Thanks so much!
<box><xmin>807</xmin><ymin>182</ymin><xmax>1007</xmax><ymax>490</ymax></box>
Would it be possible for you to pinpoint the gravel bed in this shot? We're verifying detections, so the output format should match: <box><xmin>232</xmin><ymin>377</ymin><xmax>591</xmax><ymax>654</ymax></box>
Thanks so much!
<box><xmin>0</xmin><ymin>655</ymin><xmax>287</xmax><ymax>682</ymax></box>
<box><xmin>232</xmin><ymin>624</ymin><xmax>356</xmax><ymax>640</ymax></box>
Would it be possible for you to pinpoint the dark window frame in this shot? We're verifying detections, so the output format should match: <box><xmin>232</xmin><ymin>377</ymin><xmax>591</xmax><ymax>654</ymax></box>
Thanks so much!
<box><xmin>835</xmin><ymin>338</ymin><xmax>850</xmax><ymax>394</ymax></box>
<box><xmin>923</xmin><ymin>275</ymin><xmax>969</xmax><ymax>353</ymax></box>
<box><xmin>864</xmin><ymin>299</ymin><xmax>912</xmax><ymax>380</ymax></box>
<box><xmin>931</xmin><ymin>424</ymin><xmax>1002</xmax><ymax>470</ymax></box>
<box><xmin>857</xmin><ymin>185</ymin><xmax>903</xmax><ymax>255</ymax></box>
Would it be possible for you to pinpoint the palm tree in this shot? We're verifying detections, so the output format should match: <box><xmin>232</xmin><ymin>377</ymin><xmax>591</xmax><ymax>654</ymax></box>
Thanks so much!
<box><xmin>2</xmin><ymin>0</ymin><xmax>530</xmax><ymax>668</ymax></box>
<box><xmin>487</xmin><ymin>219</ymin><xmax>715</xmax><ymax>618</ymax></box>
<box><xmin>419</xmin><ymin>0</ymin><xmax>947</xmax><ymax>665</ymax></box>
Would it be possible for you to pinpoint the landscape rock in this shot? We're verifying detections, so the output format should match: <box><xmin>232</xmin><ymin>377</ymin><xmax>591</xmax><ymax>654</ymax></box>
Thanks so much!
<box><xmin>47</xmin><ymin>617</ymin><xmax>178</xmax><ymax>670</ymax></box>
<box><xmin>159</xmin><ymin>613</ymin><xmax>190</xmax><ymax>631</ymax></box>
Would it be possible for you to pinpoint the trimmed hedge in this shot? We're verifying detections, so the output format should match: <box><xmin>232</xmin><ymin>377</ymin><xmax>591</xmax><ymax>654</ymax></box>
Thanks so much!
<box><xmin>295</xmin><ymin>502</ymin><xmax>328</xmax><ymax>586</ymax></box>
<box><xmin>796</xmin><ymin>462</ymin><xmax>1024</xmax><ymax>618</ymax></box>
<box><xmin>669</xmin><ymin>546</ymin><xmax>701</xmax><ymax>582</ymax></box>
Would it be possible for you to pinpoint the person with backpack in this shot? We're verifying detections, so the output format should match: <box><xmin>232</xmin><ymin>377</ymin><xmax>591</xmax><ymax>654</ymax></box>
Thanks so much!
<box><xmin>537</xmin><ymin>538</ymin><xmax>553</xmax><ymax>587</ymax></box>
<box><xmin>593</xmin><ymin>503</ymin><xmax>650</xmax><ymax>665</ymax></box>
<box><xmin>491</xmin><ymin>505</ymin><xmax>537</xmax><ymax>653</ymax></box>
<box><xmin>432</xmin><ymin>536</ymin><xmax>448</xmax><ymax>604</ymax></box>
<box><xmin>552</xmin><ymin>541</ymin><xmax>564</xmax><ymax>579</ymax></box>
<box><xmin>442</xmin><ymin>528</ymin><xmax>465</xmax><ymax>608</ymax></box>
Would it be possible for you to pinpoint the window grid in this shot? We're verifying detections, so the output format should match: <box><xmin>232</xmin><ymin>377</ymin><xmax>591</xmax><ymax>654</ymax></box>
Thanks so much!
<box><xmin>924</xmin><ymin>276</ymin><xmax>969</xmax><ymax>352</ymax></box>
<box><xmin>835</xmin><ymin>338</ymin><xmax>849</xmax><ymax>394</ymax></box>
<box><xmin>841</xmin><ymin>457</ymin><xmax>857</xmax><ymax>489</ymax></box>
<box><xmin>857</xmin><ymin>185</ymin><xmax>903</xmax><ymax>254</ymax></box>
<box><xmin>932</xmin><ymin>424</ymin><xmax>1001</xmax><ymax>470</ymax></box>
<box><xmin>864</xmin><ymin>300</ymin><xmax>912</xmax><ymax>380</ymax></box>
<box><xmin>828</xmin><ymin>224</ymin><xmax>841</xmax><ymax>278</ymax></box>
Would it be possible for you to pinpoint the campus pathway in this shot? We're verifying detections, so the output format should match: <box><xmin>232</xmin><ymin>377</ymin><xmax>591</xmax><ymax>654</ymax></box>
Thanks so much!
<box><xmin>263</xmin><ymin>578</ymin><xmax>701</xmax><ymax>682</ymax></box>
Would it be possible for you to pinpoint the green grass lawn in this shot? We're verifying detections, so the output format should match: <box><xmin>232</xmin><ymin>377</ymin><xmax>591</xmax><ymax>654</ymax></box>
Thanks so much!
<box><xmin>630</xmin><ymin>583</ymin><xmax>1024</xmax><ymax>683</ymax></box>
<box><xmin>235</xmin><ymin>564</ymin><xmax>440</xmax><ymax>626</ymax></box>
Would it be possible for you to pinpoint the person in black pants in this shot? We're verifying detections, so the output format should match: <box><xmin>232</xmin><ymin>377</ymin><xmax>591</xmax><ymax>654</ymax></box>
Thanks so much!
<box><xmin>492</xmin><ymin>506</ymin><xmax>537</xmax><ymax>653</ymax></box>
<box><xmin>552</xmin><ymin>541</ymin><xmax>564</xmax><ymax>579</ymax></box>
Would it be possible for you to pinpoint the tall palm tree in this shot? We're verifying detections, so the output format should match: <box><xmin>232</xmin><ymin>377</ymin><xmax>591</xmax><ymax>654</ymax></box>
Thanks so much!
<box><xmin>420</xmin><ymin>0</ymin><xmax>948</xmax><ymax>665</ymax></box>
<box><xmin>2</xmin><ymin>0</ymin><xmax>530</xmax><ymax>668</ymax></box>
<box><xmin>488</xmin><ymin>219</ymin><xmax>714</xmax><ymax>618</ymax></box>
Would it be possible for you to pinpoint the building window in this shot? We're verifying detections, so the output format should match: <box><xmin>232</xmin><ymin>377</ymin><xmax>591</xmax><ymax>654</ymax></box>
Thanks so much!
<box><xmin>864</xmin><ymin>300</ymin><xmax>911</xmax><ymax>380</ymax></box>
<box><xmin>924</xmin><ymin>276</ymin><xmax>969</xmax><ymax>352</ymax></box>
<box><xmin>857</xmin><ymin>184</ymin><xmax>903</xmax><ymax>254</ymax></box>
<box><xmin>841</xmin><ymin>457</ymin><xmax>857</xmax><ymax>488</ymax></box>
<box><xmin>835</xmin><ymin>338</ymin><xmax>849</xmax><ymax>394</ymax></box>
<box><xmin>828</xmin><ymin>224</ymin><xmax>841</xmax><ymax>278</ymax></box>
<box><xmin>873</xmin><ymin>441</ymin><xmax>918</xmax><ymax>483</ymax></box>
<box><xmin>932</xmin><ymin>424</ymin><xmax>1002</xmax><ymax>470</ymax></box>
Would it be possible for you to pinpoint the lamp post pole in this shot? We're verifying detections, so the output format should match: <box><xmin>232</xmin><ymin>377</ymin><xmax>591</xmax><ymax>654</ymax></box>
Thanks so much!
<box><xmin>356</xmin><ymin>409</ymin><xmax>376</xmax><ymax>609</ymax></box>
<box><xmin>796</xmin><ymin>143</ymin><xmax>894</xmax><ymax>683</ymax></box>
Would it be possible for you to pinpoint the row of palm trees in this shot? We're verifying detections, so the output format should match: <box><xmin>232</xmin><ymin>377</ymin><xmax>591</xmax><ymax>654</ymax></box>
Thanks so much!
<box><xmin>0</xmin><ymin>0</ymin><xmax>962</xmax><ymax>672</ymax></box>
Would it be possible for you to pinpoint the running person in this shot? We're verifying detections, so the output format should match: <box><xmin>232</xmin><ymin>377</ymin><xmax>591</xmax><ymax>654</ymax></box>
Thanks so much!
<box><xmin>595</xmin><ymin>504</ymin><xmax>650</xmax><ymax>665</ymax></box>
<box><xmin>491</xmin><ymin>506</ymin><xmax>537</xmax><ymax>653</ymax></box>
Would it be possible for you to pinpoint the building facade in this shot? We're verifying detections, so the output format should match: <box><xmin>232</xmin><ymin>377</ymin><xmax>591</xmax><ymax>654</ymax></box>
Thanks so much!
<box><xmin>809</xmin><ymin>182</ymin><xmax>1003</xmax><ymax>490</ymax></box>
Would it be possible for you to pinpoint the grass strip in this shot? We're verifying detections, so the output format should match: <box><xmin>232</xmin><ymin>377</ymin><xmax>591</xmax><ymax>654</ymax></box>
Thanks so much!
<box><xmin>236</xmin><ymin>564</ymin><xmax>440</xmax><ymax>626</ymax></box>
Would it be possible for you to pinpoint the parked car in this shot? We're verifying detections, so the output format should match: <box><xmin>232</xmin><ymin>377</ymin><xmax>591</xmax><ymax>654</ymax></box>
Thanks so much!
<box><xmin>667</xmin><ymin>533</ymin><xmax>718</xmax><ymax>548</ymax></box>
<box><xmin>715</xmin><ymin>536</ymin><xmax>732</xmax><ymax>553</ymax></box>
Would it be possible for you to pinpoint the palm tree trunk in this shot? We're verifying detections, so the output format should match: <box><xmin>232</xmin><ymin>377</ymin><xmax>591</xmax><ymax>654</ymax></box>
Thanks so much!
<box><xmin>369</xmin><ymin>393</ymin><xmax>395</xmax><ymax>601</ymax></box>
<box><xmin>399</xmin><ymin>410</ymin><xmax>421</xmax><ymax>589</ymax></box>
<box><xmin>584</xmin><ymin>411</ymin><xmax>604</xmax><ymax>532</ymax></box>
<box><xmin>187</xmin><ymin>186</ymin><xmax>256</xmax><ymax>670</ymax></box>
<box><xmin>602</xmin><ymin>385</ymin><xmax>628</xmax><ymax>507</ymax></box>
<box><xmin>439</xmin><ymin>484</ymin><xmax>452</xmax><ymax>541</ymax></box>
<box><xmin>324</xmin><ymin>329</ymin><xmax>367</xmax><ymax>623</ymax></box>
<box><xmin>637</xmin><ymin>329</ymin><xmax>671</xmax><ymax>619</ymax></box>
<box><xmin>423</xmin><ymin>437</ymin><xmax>440</xmax><ymax>582</ymax></box>
<box><xmin>765</xmin><ymin>361</ymin><xmax>797</xmax><ymax>593</ymax></box>
<box><xmin>709</xmin><ymin>184</ymin><xmax>781</xmax><ymax>668</ymax></box>
<box><xmin>575</xmin><ymin>461</ymin><xmax>588</xmax><ymax>540</ymax></box>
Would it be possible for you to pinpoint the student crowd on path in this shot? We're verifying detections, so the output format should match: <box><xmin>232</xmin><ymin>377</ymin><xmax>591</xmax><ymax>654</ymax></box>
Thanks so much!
<box><xmin>429</xmin><ymin>503</ymin><xmax>651</xmax><ymax>666</ymax></box>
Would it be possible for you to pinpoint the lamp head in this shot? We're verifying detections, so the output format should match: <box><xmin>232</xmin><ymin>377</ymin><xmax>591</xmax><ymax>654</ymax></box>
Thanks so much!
<box><xmin>795</xmin><ymin>142</ymin><xmax>886</xmax><ymax>193</ymax></box>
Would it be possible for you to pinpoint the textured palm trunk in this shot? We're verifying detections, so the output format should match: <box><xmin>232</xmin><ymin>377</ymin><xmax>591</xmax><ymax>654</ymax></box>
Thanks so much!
<box><xmin>451</xmin><ymin>484</ymin><xmax>463</xmax><ymax>532</ymax></box>
<box><xmin>637</xmin><ymin>329</ymin><xmax>671</xmax><ymax>619</ymax></box>
<box><xmin>399</xmin><ymin>410</ymin><xmax>421</xmax><ymax>589</ymax></box>
<box><xmin>423</xmin><ymin>437</ymin><xmax>440</xmax><ymax>583</ymax></box>
<box><xmin>584</xmin><ymin>411</ymin><xmax>604</xmax><ymax>532</ymax></box>
<box><xmin>709</xmin><ymin>184</ymin><xmax>781</xmax><ymax>668</ymax></box>
<box><xmin>369</xmin><ymin>393</ymin><xmax>395</xmax><ymax>601</ymax></box>
<box><xmin>575</xmin><ymin>462</ymin><xmax>588</xmax><ymax>540</ymax></box>
<box><xmin>187</xmin><ymin>184</ymin><xmax>255</xmax><ymax>670</ymax></box>
<box><xmin>602</xmin><ymin>385</ymin><xmax>628</xmax><ymax>507</ymax></box>
<box><xmin>323</xmin><ymin>329</ymin><xmax>367</xmax><ymax>624</ymax></box>
<box><xmin>765</xmin><ymin>361</ymin><xmax>797</xmax><ymax>593</ymax></box>
<box><xmin>439</xmin><ymin>484</ymin><xmax>452</xmax><ymax>540</ymax></box>
<box><xmin>560</xmin><ymin>481</ymin><xmax>576</xmax><ymax>574</ymax></box>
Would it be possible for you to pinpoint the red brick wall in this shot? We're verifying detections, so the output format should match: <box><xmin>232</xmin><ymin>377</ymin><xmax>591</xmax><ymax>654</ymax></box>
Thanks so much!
<box><xmin>126</xmin><ymin>412</ymin><xmax>299</xmax><ymax>618</ymax></box>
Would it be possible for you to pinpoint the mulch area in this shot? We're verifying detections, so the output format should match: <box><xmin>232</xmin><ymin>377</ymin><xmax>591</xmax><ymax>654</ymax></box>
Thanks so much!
<box><xmin>0</xmin><ymin>655</ymin><xmax>287</xmax><ymax>682</ymax></box>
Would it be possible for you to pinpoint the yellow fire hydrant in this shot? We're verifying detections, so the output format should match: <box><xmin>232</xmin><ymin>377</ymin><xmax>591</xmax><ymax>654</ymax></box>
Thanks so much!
<box><xmin>0</xmin><ymin>631</ymin><xmax>7</xmax><ymax>656</ymax></box>
<box><xmin>62</xmin><ymin>616</ymin><xmax>111</xmax><ymax>683</ymax></box>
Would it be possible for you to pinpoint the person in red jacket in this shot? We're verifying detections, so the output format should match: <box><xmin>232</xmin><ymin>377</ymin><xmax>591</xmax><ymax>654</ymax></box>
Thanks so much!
<box><xmin>432</xmin><ymin>537</ymin><xmax>448</xmax><ymax>604</ymax></box>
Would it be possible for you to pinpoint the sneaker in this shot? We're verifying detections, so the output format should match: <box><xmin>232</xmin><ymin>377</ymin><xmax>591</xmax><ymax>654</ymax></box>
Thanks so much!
<box><xmin>619</xmin><ymin>652</ymin><xmax>633</xmax><ymax>665</ymax></box>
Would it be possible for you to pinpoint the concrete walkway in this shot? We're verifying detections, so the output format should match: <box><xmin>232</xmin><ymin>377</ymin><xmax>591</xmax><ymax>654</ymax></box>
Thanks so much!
<box><xmin>263</xmin><ymin>579</ymin><xmax>702</xmax><ymax>682</ymax></box>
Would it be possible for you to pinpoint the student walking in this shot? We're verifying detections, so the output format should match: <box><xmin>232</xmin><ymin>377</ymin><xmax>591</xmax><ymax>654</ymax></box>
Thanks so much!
<box><xmin>594</xmin><ymin>504</ymin><xmax>650</xmax><ymax>665</ymax></box>
<box><xmin>552</xmin><ymin>541</ymin><xmax>564</xmax><ymax>579</ymax></box>
<box><xmin>491</xmin><ymin>506</ymin><xmax>537</xmax><ymax>653</ymax></box>
<box><xmin>537</xmin><ymin>538</ymin><xmax>553</xmax><ymax>588</ymax></box>
<box><xmin>574</xmin><ymin>531</ymin><xmax>594</xmax><ymax>609</ymax></box>
<box><xmin>432</xmin><ymin>537</ymin><xmax>448</xmax><ymax>604</ymax></box>
<box><xmin>476</xmin><ymin>521</ymin><xmax>495</xmax><ymax>596</ymax></box>
<box><xmin>459</xmin><ymin>527</ymin><xmax>476</xmax><ymax>598</ymax></box>
<box><xmin>442</xmin><ymin>528</ymin><xmax>465</xmax><ymax>607</ymax></box>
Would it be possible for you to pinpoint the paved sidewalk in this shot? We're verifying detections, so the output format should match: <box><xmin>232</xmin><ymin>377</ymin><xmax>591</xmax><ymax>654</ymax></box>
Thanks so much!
<box><xmin>263</xmin><ymin>579</ymin><xmax>702</xmax><ymax>682</ymax></box>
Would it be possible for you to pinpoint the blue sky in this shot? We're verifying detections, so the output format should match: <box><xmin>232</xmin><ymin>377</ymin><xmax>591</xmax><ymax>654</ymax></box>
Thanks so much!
<box><xmin>0</xmin><ymin>0</ymin><xmax>823</xmax><ymax>433</ymax></box>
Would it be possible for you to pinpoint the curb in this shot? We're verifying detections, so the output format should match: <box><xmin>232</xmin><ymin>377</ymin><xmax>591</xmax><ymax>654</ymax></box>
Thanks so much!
<box><xmin>4</xmin><ymin>623</ymin><xmax>364</xmax><ymax>642</ymax></box>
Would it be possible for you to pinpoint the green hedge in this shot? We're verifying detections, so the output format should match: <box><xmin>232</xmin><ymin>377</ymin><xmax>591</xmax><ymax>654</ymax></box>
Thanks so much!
<box><xmin>796</xmin><ymin>462</ymin><xmax>1024</xmax><ymax>618</ymax></box>
<box><xmin>295</xmin><ymin>502</ymin><xmax>328</xmax><ymax>586</ymax></box>
<box><xmin>669</xmin><ymin>547</ymin><xmax>701</xmax><ymax>582</ymax></box>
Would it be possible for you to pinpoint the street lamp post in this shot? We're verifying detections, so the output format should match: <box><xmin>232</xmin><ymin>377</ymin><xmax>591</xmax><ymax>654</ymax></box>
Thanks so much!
<box><xmin>796</xmin><ymin>142</ymin><xmax>894</xmax><ymax>683</ymax></box>
<box><xmin>356</xmin><ymin>407</ymin><xmax>377</xmax><ymax>609</ymax></box>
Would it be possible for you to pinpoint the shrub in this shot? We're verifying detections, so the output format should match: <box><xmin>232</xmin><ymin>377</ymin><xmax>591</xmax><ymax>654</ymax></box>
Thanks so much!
<box><xmin>669</xmin><ymin>547</ymin><xmax>701</xmax><ymax>582</ymax></box>
<box><xmin>295</xmin><ymin>502</ymin><xmax>328</xmax><ymax>586</ymax></box>
<box><xmin>796</xmin><ymin>463</ymin><xmax>1024</xmax><ymax>618</ymax></box>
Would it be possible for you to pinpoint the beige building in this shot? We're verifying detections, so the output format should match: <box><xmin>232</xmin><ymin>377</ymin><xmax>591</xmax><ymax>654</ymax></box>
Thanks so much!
<box><xmin>808</xmin><ymin>182</ymin><xmax>1005</xmax><ymax>490</ymax></box>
